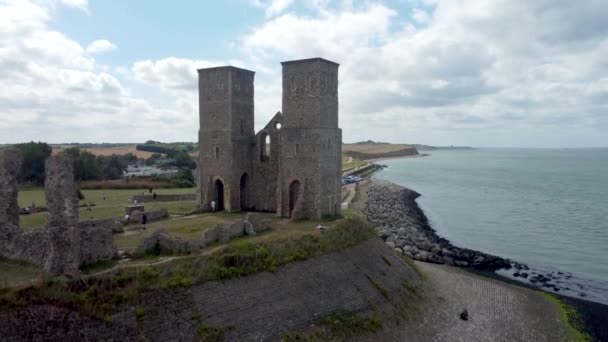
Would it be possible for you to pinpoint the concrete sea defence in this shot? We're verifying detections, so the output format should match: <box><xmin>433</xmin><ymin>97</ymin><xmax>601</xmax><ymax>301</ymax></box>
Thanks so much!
<box><xmin>364</xmin><ymin>180</ymin><xmax>512</xmax><ymax>271</ymax></box>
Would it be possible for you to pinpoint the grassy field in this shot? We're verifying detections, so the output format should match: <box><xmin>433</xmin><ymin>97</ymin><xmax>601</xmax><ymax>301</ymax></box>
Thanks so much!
<box><xmin>114</xmin><ymin>212</ymin><xmax>247</xmax><ymax>252</ymax></box>
<box><xmin>343</xmin><ymin>143</ymin><xmax>415</xmax><ymax>154</ymax></box>
<box><xmin>18</xmin><ymin>188</ymin><xmax>197</xmax><ymax>229</ymax></box>
<box><xmin>0</xmin><ymin>259</ymin><xmax>43</xmax><ymax>288</ymax></box>
<box><xmin>342</xmin><ymin>154</ymin><xmax>367</xmax><ymax>172</ymax></box>
<box><xmin>52</xmin><ymin>145</ymin><xmax>154</xmax><ymax>158</ymax></box>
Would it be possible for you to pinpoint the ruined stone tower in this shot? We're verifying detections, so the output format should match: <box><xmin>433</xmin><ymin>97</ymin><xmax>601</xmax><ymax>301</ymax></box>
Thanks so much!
<box><xmin>277</xmin><ymin>58</ymin><xmax>342</xmax><ymax>219</ymax></box>
<box><xmin>197</xmin><ymin>57</ymin><xmax>341</xmax><ymax>220</ymax></box>
<box><xmin>197</xmin><ymin>66</ymin><xmax>255</xmax><ymax>212</ymax></box>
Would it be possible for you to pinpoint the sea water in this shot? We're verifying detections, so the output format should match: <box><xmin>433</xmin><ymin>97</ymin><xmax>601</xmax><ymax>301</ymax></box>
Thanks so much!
<box><xmin>377</xmin><ymin>148</ymin><xmax>608</xmax><ymax>304</ymax></box>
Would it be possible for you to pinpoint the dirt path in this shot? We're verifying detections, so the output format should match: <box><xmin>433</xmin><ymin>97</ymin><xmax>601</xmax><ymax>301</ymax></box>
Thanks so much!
<box><xmin>87</xmin><ymin>245</ymin><xmax>226</xmax><ymax>278</ymax></box>
<box><xmin>370</xmin><ymin>261</ymin><xmax>569</xmax><ymax>341</ymax></box>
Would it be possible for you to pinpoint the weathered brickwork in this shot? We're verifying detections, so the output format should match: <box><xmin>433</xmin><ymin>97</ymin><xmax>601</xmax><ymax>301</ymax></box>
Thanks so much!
<box><xmin>197</xmin><ymin>58</ymin><xmax>342</xmax><ymax>220</ymax></box>
<box><xmin>0</xmin><ymin>149</ymin><xmax>116</xmax><ymax>275</ymax></box>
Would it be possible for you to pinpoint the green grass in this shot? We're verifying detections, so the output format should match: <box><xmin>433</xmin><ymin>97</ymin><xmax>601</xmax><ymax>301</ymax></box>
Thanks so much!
<box><xmin>365</xmin><ymin>275</ymin><xmax>389</xmax><ymax>299</ymax></box>
<box><xmin>541</xmin><ymin>293</ymin><xmax>592</xmax><ymax>342</ymax></box>
<box><xmin>341</xmin><ymin>154</ymin><xmax>367</xmax><ymax>172</ymax></box>
<box><xmin>282</xmin><ymin>311</ymin><xmax>382</xmax><ymax>341</ymax></box>
<box><xmin>113</xmin><ymin>212</ymin><xmax>246</xmax><ymax>252</ymax></box>
<box><xmin>197</xmin><ymin>323</ymin><xmax>224</xmax><ymax>342</ymax></box>
<box><xmin>17</xmin><ymin>188</ymin><xmax>196</xmax><ymax>229</ymax></box>
<box><xmin>0</xmin><ymin>259</ymin><xmax>43</xmax><ymax>288</ymax></box>
<box><xmin>0</xmin><ymin>216</ymin><xmax>376</xmax><ymax>319</ymax></box>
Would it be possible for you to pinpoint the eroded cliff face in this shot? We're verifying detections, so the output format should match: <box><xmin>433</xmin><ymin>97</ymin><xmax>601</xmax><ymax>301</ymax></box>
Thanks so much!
<box><xmin>0</xmin><ymin>239</ymin><xmax>421</xmax><ymax>341</ymax></box>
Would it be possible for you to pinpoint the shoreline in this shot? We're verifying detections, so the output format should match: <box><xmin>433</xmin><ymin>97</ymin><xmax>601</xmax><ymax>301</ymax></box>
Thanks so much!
<box><xmin>364</xmin><ymin>152</ymin><xmax>429</xmax><ymax>163</ymax></box>
<box><xmin>361</xmin><ymin>179</ymin><xmax>608</xmax><ymax>341</ymax></box>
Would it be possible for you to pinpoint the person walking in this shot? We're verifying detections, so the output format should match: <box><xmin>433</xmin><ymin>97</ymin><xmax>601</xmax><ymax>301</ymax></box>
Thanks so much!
<box><xmin>211</xmin><ymin>200</ymin><xmax>216</xmax><ymax>212</ymax></box>
<box><xmin>142</xmin><ymin>213</ymin><xmax>147</xmax><ymax>230</ymax></box>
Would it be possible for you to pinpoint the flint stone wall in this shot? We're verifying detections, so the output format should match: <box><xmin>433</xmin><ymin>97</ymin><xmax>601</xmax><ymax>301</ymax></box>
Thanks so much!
<box><xmin>134</xmin><ymin>213</ymin><xmax>270</xmax><ymax>256</ymax></box>
<box><xmin>0</xmin><ymin>150</ymin><xmax>117</xmax><ymax>275</ymax></box>
<box><xmin>128</xmin><ymin>208</ymin><xmax>168</xmax><ymax>224</ymax></box>
<box><xmin>131</xmin><ymin>194</ymin><xmax>196</xmax><ymax>203</ymax></box>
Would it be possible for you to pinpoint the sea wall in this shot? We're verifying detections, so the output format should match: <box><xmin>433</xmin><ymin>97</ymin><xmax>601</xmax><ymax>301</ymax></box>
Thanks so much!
<box><xmin>0</xmin><ymin>239</ymin><xmax>422</xmax><ymax>341</ymax></box>
<box><xmin>364</xmin><ymin>181</ymin><xmax>511</xmax><ymax>271</ymax></box>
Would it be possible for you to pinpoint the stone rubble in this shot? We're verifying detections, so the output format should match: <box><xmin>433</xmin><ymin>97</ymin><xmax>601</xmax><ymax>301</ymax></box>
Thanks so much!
<box><xmin>364</xmin><ymin>180</ymin><xmax>512</xmax><ymax>271</ymax></box>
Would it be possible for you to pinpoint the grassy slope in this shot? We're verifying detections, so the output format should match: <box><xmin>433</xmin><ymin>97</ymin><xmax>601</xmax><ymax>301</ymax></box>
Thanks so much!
<box><xmin>343</xmin><ymin>143</ymin><xmax>415</xmax><ymax>154</ymax></box>
<box><xmin>341</xmin><ymin>154</ymin><xmax>367</xmax><ymax>172</ymax></box>
<box><xmin>17</xmin><ymin>188</ymin><xmax>197</xmax><ymax>229</ymax></box>
<box><xmin>0</xmin><ymin>214</ymin><xmax>375</xmax><ymax>319</ymax></box>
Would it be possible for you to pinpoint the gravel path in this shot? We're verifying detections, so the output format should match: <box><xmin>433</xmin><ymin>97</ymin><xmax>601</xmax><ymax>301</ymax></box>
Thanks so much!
<box><xmin>370</xmin><ymin>261</ymin><xmax>569</xmax><ymax>341</ymax></box>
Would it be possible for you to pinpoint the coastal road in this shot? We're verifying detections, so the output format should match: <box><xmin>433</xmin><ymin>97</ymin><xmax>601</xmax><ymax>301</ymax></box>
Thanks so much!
<box><xmin>369</xmin><ymin>261</ymin><xmax>570</xmax><ymax>342</ymax></box>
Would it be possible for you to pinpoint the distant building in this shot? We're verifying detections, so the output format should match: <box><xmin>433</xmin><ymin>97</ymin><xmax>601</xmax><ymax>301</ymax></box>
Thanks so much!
<box><xmin>197</xmin><ymin>58</ymin><xmax>342</xmax><ymax>220</ymax></box>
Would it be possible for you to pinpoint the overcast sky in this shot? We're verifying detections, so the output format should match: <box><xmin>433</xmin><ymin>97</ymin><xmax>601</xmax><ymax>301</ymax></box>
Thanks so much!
<box><xmin>0</xmin><ymin>0</ymin><xmax>607</xmax><ymax>147</ymax></box>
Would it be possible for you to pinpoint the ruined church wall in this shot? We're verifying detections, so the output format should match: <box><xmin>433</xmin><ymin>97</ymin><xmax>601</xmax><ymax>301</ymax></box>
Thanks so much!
<box><xmin>252</xmin><ymin>112</ymin><xmax>283</xmax><ymax>212</ymax></box>
<box><xmin>278</xmin><ymin>58</ymin><xmax>342</xmax><ymax>219</ymax></box>
<box><xmin>0</xmin><ymin>150</ymin><xmax>116</xmax><ymax>275</ymax></box>
<box><xmin>198</xmin><ymin>67</ymin><xmax>255</xmax><ymax>212</ymax></box>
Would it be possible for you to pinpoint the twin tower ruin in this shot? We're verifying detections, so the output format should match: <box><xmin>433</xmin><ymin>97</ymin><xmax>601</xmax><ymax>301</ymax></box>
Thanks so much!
<box><xmin>198</xmin><ymin>58</ymin><xmax>342</xmax><ymax>220</ymax></box>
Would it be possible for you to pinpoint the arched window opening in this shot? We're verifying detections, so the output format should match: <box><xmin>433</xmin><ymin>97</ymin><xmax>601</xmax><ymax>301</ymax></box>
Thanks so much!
<box><xmin>260</xmin><ymin>133</ymin><xmax>270</xmax><ymax>161</ymax></box>
<box><xmin>214</xmin><ymin>146</ymin><xmax>219</xmax><ymax>160</ymax></box>
<box><xmin>289</xmin><ymin>180</ymin><xmax>301</xmax><ymax>218</ymax></box>
<box><xmin>290</xmin><ymin>76</ymin><xmax>297</xmax><ymax>93</ymax></box>
<box><xmin>265</xmin><ymin>135</ymin><xmax>271</xmax><ymax>156</ymax></box>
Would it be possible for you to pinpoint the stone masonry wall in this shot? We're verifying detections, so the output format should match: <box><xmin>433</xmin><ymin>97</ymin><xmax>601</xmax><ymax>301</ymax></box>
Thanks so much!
<box><xmin>0</xmin><ymin>149</ymin><xmax>117</xmax><ymax>275</ymax></box>
<box><xmin>252</xmin><ymin>112</ymin><xmax>282</xmax><ymax>212</ymax></box>
<box><xmin>131</xmin><ymin>193</ymin><xmax>196</xmax><ymax>203</ymax></box>
<box><xmin>0</xmin><ymin>148</ymin><xmax>21</xmax><ymax>235</ymax></box>
<box><xmin>278</xmin><ymin>58</ymin><xmax>342</xmax><ymax>219</ymax></box>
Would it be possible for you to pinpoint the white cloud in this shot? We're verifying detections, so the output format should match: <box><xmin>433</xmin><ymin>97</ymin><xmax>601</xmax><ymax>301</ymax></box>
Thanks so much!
<box><xmin>85</xmin><ymin>39</ymin><xmax>117</xmax><ymax>54</ymax></box>
<box><xmin>2</xmin><ymin>0</ymin><xmax>608</xmax><ymax>147</ymax></box>
<box><xmin>59</xmin><ymin>0</ymin><xmax>89</xmax><ymax>14</ymax></box>
<box><xmin>250</xmin><ymin>0</ymin><xmax>295</xmax><ymax>17</ymax></box>
<box><xmin>234</xmin><ymin>0</ymin><xmax>608</xmax><ymax>146</ymax></box>
<box><xmin>0</xmin><ymin>0</ymin><xmax>193</xmax><ymax>143</ymax></box>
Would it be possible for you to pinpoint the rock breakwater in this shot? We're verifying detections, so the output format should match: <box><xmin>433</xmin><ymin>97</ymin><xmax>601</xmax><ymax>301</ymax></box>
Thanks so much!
<box><xmin>364</xmin><ymin>181</ymin><xmax>512</xmax><ymax>271</ymax></box>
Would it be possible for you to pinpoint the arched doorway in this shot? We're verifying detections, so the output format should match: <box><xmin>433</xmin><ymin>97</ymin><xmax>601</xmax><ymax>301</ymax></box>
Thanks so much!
<box><xmin>240</xmin><ymin>173</ymin><xmax>249</xmax><ymax>211</ymax></box>
<box><xmin>214</xmin><ymin>179</ymin><xmax>224</xmax><ymax>211</ymax></box>
<box><xmin>289</xmin><ymin>180</ymin><xmax>301</xmax><ymax>218</ymax></box>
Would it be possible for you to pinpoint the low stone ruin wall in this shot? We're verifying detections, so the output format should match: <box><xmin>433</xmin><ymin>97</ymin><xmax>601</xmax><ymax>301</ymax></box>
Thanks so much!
<box><xmin>78</xmin><ymin>217</ymin><xmax>123</xmax><ymax>233</ymax></box>
<box><xmin>128</xmin><ymin>208</ymin><xmax>168</xmax><ymax>224</ymax></box>
<box><xmin>131</xmin><ymin>194</ymin><xmax>196</xmax><ymax>203</ymax></box>
<box><xmin>0</xmin><ymin>149</ymin><xmax>117</xmax><ymax>275</ymax></box>
<box><xmin>134</xmin><ymin>213</ymin><xmax>271</xmax><ymax>256</ymax></box>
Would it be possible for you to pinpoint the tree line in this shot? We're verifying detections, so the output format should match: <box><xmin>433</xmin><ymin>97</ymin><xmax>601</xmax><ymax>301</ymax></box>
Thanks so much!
<box><xmin>14</xmin><ymin>142</ymin><xmax>197</xmax><ymax>187</ymax></box>
<box><xmin>15</xmin><ymin>142</ymin><xmax>136</xmax><ymax>185</ymax></box>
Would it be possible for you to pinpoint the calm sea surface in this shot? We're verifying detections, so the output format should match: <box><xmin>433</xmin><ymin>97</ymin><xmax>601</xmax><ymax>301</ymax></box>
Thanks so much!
<box><xmin>377</xmin><ymin>148</ymin><xmax>608</xmax><ymax>304</ymax></box>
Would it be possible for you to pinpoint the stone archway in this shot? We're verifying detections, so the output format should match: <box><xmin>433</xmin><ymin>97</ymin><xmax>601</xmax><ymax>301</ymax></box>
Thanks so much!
<box><xmin>214</xmin><ymin>179</ymin><xmax>225</xmax><ymax>211</ymax></box>
<box><xmin>240</xmin><ymin>173</ymin><xmax>249</xmax><ymax>211</ymax></box>
<box><xmin>289</xmin><ymin>180</ymin><xmax>301</xmax><ymax>218</ymax></box>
